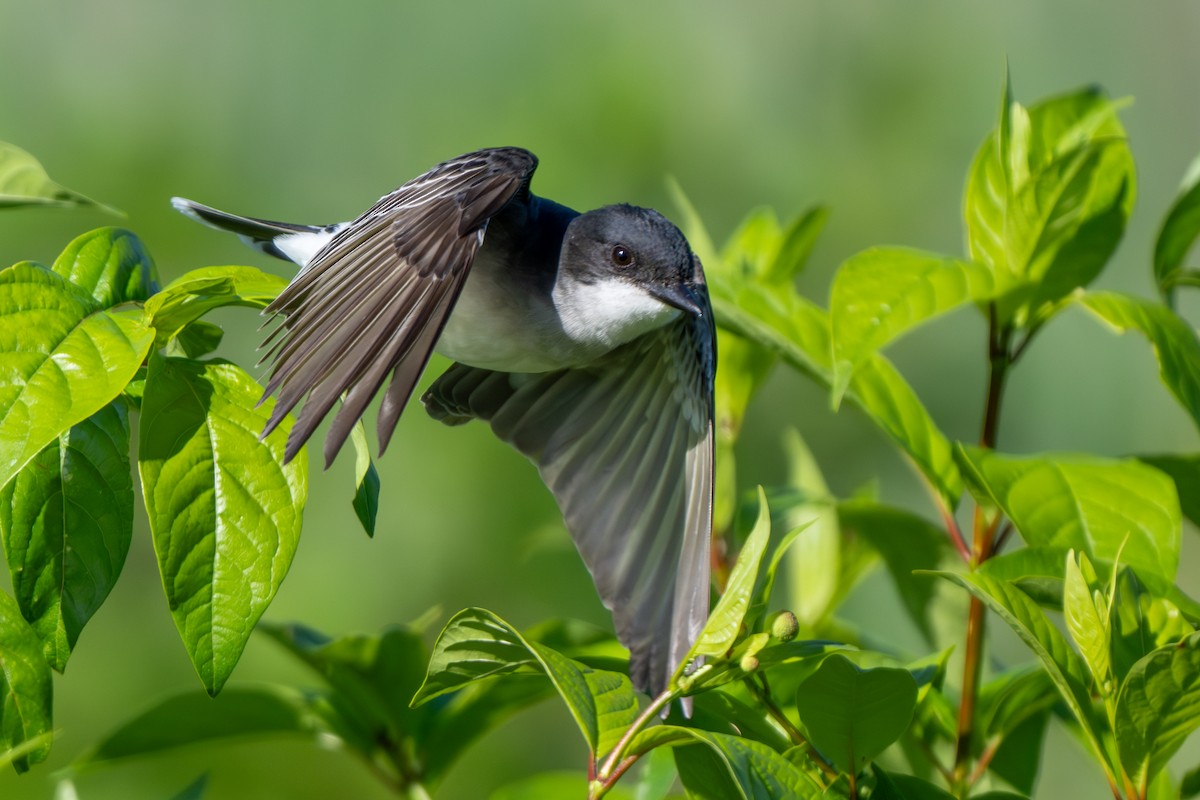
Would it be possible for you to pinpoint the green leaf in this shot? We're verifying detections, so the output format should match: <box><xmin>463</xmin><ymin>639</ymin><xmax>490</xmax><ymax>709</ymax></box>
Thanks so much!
<box><xmin>632</xmin><ymin>745</ymin><xmax>677</xmax><ymax>800</ymax></box>
<box><xmin>1078</xmin><ymin>291</ymin><xmax>1200</xmax><ymax>433</ymax></box>
<box><xmin>928</xmin><ymin>570</ymin><xmax>1110</xmax><ymax>775</ymax></box>
<box><xmin>168</xmin><ymin>321</ymin><xmax>224</xmax><ymax>360</ymax></box>
<box><xmin>350</xmin><ymin>422</ymin><xmax>380</xmax><ymax>537</ymax></box>
<box><xmin>0</xmin><ymin>262</ymin><xmax>154</xmax><ymax>490</ymax></box>
<box><xmin>1064</xmin><ymin>550</ymin><xmax>1113</xmax><ymax>694</ymax></box>
<box><xmin>72</xmin><ymin>686</ymin><xmax>332</xmax><ymax>769</ymax></box>
<box><xmin>1183</xmin><ymin>763</ymin><xmax>1200</xmax><ymax>799</ymax></box>
<box><xmin>777</xmin><ymin>431</ymin><xmax>839</xmax><ymax>627</ymax></box>
<box><xmin>871</xmin><ymin>766</ymin><xmax>955</xmax><ymax>799</ymax></box>
<box><xmin>839</xmin><ymin>501</ymin><xmax>954</xmax><ymax>644</ymax></box>
<box><xmin>1115</xmin><ymin>635</ymin><xmax>1200</xmax><ymax>792</ymax></box>
<box><xmin>1154</xmin><ymin>152</ymin><xmax>1200</xmax><ymax>306</ymax></box>
<box><xmin>0</xmin><ymin>402</ymin><xmax>133</xmax><ymax>671</ymax></box>
<box><xmin>956</xmin><ymin>445</ymin><xmax>1181</xmax><ymax>585</ymax></box>
<box><xmin>978</xmin><ymin>665</ymin><xmax>1058</xmax><ymax>741</ymax></box>
<box><xmin>0</xmin><ymin>732</ymin><xmax>54</xmax><ymax>774</ymax></box>
<box><xmin>672</xmin><ymin>729</ymin><xmax>824</xmax><ymax>800</ymax></box>
<box><xmin>984</xmin><ymin>710</ymin><xmax>1049</xmax><ymax>796</ymax></box>
<box><xmin>168</xmin><ymin>774</ymin><xmax>209</xmax><ymax>800</ymax></box>
<box><xmin>710</xmin><ymin>280</ymin><xmax>961</xmax><ymax>511</ymax></box>
<box><xmin>491</xmin><ymin>773</ymin><xmax>634</xmax><ymax>800</ymax></box>
<box><xmin>1140</xmin><ymin>454</ymin><xmax>1200</xmax><ymax>530</ymax></box>
<box><xmin>138</xmin><ymin>355</ymin><xmax>307</xmax><ymax>694</ymax></box>
<box><xmin>257</xmin><ymin>621</ymin><xmax>428</xmax><ymax>745</ymax></box>
<box><xmin>0</xmin><ymin>590</ymin><xmax>52</xmax><ymax>772</ymax></box>
<box><xmin>829</xmin><ymin>248</ymin><xmax>1000</xmax><ymax>399</ymax></box>
<box><xmin>765</xmin><ymin>206</ymin><xmax>828</xmax><ymax>284</ymax></box>
<box><xmin>142</xmin><ymin>265</ymin><xmax>288</xmax><ymax>345</ymax></box>
<box><xmin>964</xmin><ymin>85</ymin><xmax>1134</xmax><ymax>325</ymax></box>
<box><xmin>0</xmin><ymin>140</ymin><xmax>113</xmax><ymax>212</ymax></box>
<box><xmin>412</xmin><ymin>608</ymin><xmax>639</xmax><ymax>758</ymax></box>
<box><xmin>793</xmin><ymin>653</ymin><xmax>917</xmax><ymax>774</ymax></box>
<box><xmin>681</xmin><ymin>488</ymin><xmax>770</xmax><ymax>672</ymax></box>
<box><xmin>1110</xmin><ymin>567</ymin><xmax>1195</xmax><ymax>686</ymax></box>
<box><xmin>51</xmin><ymin>228</ymin><xmax>159</xmax><ymax>308</ymax></box>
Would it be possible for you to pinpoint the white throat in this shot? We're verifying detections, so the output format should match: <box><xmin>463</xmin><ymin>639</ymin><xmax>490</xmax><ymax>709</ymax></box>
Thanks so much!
<box><xmin>553</xmin><ymin>276</ymin><xmax>680</xmax><ymax>354</ymax></box>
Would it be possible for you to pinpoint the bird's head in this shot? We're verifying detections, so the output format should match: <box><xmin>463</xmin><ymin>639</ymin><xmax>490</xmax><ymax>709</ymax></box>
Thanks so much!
<box><xmin>561</xmin><ymin>204</ymin><xmax>705</xmax><ymax>320</ymax></box>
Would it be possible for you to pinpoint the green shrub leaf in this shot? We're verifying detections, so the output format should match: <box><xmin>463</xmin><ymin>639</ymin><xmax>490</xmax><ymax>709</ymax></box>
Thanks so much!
<box><xmin>169</xmin><ymin>320</ymin><xmax>225</xmax><ymax>360</ymax></box>
<box><xmin>829</xmin><ymin>248</ymin><xmax>1000</xmax><ymax>399</ymax></box>
<box><xmin>1154</xmin><ymin>152</ymin><xmax>1200</xmax><ymax>306</ymax></box>
<box><xmin>0</xmin><ymin>262</ymin><xmax>153</xmax><ymax>490</ymax></box>
<box><xmin>793</xmin><ymin>653</ymin><xmax>917</xmax><ymax>774</ymax></box>
<box><xmin>51</xmin><ymin>228</ymin><xmax>159</xmax><ymax>308</ymax></box>
<box><xmin>1110</xmin><ymin>568</ymin><xmax>1195</xmax><ymax>686</ymax></box>
<box><xmin>0</xmin><ymin>590</ymin><xmax>52</xmax><ymax>772</ymax></box>
<box><xmin>0</xmin><ymin>402</ymin><xmax>133</xmax><ymax>671</ymax></box>
<box><xmin>680</xmin><ymin>488</ymin><xmax>771</xmax><ymax>673</ymax></box>
<box><xmin>1115</xmin><ymin>634</ymin><xmax>1200</xmax><ymax>792</ymax></box>
<box><xmin>412</xmin><ymin>608</ymin><xmax>639</xmax><ymax>759</ymax></box>
<box><xmin>839</xmin><ymin>501</ymin><xmax>955</xmax><ymax>644</ymax></box>
<box><xmin>1063</xmin><ymin>550</ymin><xmax>1112</xmax><ymax>694</ymax></box>
<box><xmin>142</xmin><ymin>265</ymin><xmax>288</xmax><ymax>345</ymax></box>
<box><xmin>350</xmin><ymin>422</ymin><xmax>380</xmax><ymax>537</ymax></box>
<box><xmin>956</xmin><ymin>445</ymin><xmax>1181</xmax><ymax>585</ymax></box>
<box><xmin>711</xmin><ymin>281</ymin><xmax>961</xmax><ymax>510</ymax></box>
<box><xmin>0</xmin><ymin>141</ymin><xmax>113</xmax><ymax>212</ymax></box>
<box><xmin>1078</xmin><ymin>291</ymin><xmax>1200</xmax><ymax>432</ymax></box>
<box><xmin>490</xmin><ymin>773</ymin><xmax>634</xmax><ymax>800</ymax></box>
<box><xmin>871</xmin><ymin>766</ymin><xmax>956</xmax><ymax>799</ymax></box>
<box><xmin>138</xmin><ymin>355</ymin><xmax>306</xmax><ymax>694</ymax></box>
<box><xmin>1139</xmin><ymin>454</ymin><xmax>1200</xmax><ymax>529</ymax></box>
<box><xmin>964</xmin><ymin>85</ymin><xmax>1134</xmax><ymax>325</ymax></box>
<box><xmin>72</xmin><ymin>686</ymin><xmax>333</xmax><ymax>769</ymax></box>
<box><xmin>672</xmin><ymin>729</ymin><xmax>824</xmax><ymax>800</ymax></box>
<box><xmin>928</xmin><ymin>570</ymin><xmax>1109</xmax><ymax>773</ymax></box>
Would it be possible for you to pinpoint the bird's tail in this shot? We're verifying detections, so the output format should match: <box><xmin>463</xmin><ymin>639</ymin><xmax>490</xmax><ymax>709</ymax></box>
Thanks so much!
<box><xmin>171</xmin><ymin>197</ymin><xmax>342</xmax><ymax>266</ymax></box>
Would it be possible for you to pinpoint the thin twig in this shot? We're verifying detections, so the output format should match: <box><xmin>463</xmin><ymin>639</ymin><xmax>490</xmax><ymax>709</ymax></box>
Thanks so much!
<box><xmin>597</xmin><ymin>688</ymin><xmax>676</xmax><ymax>780</ymax></box>
<box><xmin>752</xmin><ymin>674</ymin><xmax>839</xmax><ymax>780</ymax></box>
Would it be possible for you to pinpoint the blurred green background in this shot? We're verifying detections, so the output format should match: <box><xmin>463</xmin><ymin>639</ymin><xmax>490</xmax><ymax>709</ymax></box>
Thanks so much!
<box><xmin>2</xmin><ymin>1</ymin><xmax>1199</xmax><ymax>797</ymax></box>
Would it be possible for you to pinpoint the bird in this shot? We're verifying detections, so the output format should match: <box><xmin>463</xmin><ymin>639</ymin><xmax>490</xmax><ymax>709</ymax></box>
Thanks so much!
<box><xmin>171</xmin><ymin>146</ymin><xmax>715</xmax><ymax>700</ymax></box>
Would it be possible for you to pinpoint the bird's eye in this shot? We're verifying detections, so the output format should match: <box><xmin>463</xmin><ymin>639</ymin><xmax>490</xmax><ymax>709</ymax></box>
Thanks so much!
<box><xmin>611</xmin><ymin>245</ymin><xmax>634</xmax><ymax>267</ymax></box>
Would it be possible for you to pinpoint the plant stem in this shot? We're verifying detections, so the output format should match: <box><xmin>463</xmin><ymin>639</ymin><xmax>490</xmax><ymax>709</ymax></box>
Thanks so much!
<box><xmin>596</xmin><ymin>688</ymin><xmax>677</xmax><ymax>781</ymax></box>
<box><xmin>751</xmin><ymin>674</ymin><xmax>839</xmax><ymax>780</ymax></box>
<box><xmin>952</xmin><ymin>305</ymin><xmax>1012</xmax><ymax>793</ymax></box>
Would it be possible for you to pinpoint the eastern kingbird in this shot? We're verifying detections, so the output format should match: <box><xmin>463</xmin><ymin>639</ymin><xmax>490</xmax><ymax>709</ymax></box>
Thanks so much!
<box><xmin>172</xmin><ymin>147</ymin><xmax>715</xmax><ymax>699</ymax></box>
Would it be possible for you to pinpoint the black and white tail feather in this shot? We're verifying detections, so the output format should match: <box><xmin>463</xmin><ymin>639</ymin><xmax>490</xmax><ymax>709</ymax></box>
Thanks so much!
<box><xmin>170</xmin><ymin>197</ymin><xmax>347</xmax><ymax>267</ymax></box>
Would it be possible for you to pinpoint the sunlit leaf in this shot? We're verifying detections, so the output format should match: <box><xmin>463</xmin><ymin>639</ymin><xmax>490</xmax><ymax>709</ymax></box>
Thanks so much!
<box><xmin>71</xmin><ymin>686</ymin><xmax>333</xmax><ymax>769</ymax></box>
<box><xmin>829</xmin><ymin>248</ymin><xmax>1000</xmax><ymax>400</ymax></box>
<box><xmin>793</xmin><ymin>653</ymin><xmax>917</xmax><ymax>774</ymax></box>
<box><xmin>0</xmin><ymin>141</ymin><xmax>113</xmax><ymax>212</ymax></box>
<box><xmin>928</xmin><ymin>570</ymin><xmax>1110</xmax><ymax>775</ymax></box>
<box><xmin>413</xmin><ymin>608</ymin><xmax>639</xmax><ymax>759</ymax></box>
<box><xmin>956</xmin><ymin>445</ymin><xmax>1181</xmax><ymax>585</ymax></box>
<box><xmin>765</xmin><ymin>206</ymin><xmax>828</xmax><ymax>284</ymax></box>
<box><xmin>964</xmin><ymin>85</ymin><xmax>1134</xmax><ymax>326</ymax></box>
<box><xmin>672</xmin><ymin>729</ymin><xmax>824</xmax><ymax>800</ymax></box>
<box><xmin>51</xmin><ymin>227</ymin><xmax>159</xmax><ymax>308</ymax></box>
<box><xmin>138</xmin><ymin>355</ymin><xmax>307</xmax><ymax>694</ymax></box>
<box><xmin>349</xmin><ymin>422</ymin><xmax>380</xmax><ymax>537</ymax></box>
<box><xmin>0</xmin><ymin>402</ymin><xmax>132</xmax><ymax>671</ymax></box>
<box><xmin>778</xmin><ymin>431</ymin><xmax>839</xmax><ymax>627</ymax></box>
<box><xmin>710</xmin><ymin>280</ymin><xmax>961</xmax><ymax>510</ymax></box>
<box><xmin>1154</xmin><ymin>151</ymin><xmax>1200</xmax><ymax>306</ymax></box>
<box><xmin>681</xmin><ymin>488</ymin><xmax>770</xmax><ymax>672</ymax></box>
<box><xmin>169</xmin><ymin>321</ymin><xmax>224</xmax><ymax>360</ymax></box>
<box><xmin>142</xmin><ymin>265</ymin><xmax>287</xmax><ymax>346</ymax></box>
<box><xmin>1115</xmin><ymin>634</ymin><xmax>1200</xmax><ymax>792</ymax></box>
<box><xmin>0</xmin><ymin>590</ymin><xmax>52</xmax><ymax>772</ymax></box>
<box><xmin>1064</xmin><ymin>550</ymin><xmax>1112</xmax><ymax>694</ymax></box>
<box><xmin>0</xmin><ymin>262</ymin><xmax>153</xmax><ymax>490</ymax></box>
<box><xmin>1078</xmin><ymin>291</ymin><xmax>1200</xmax><ymax>433</ymax></box>
<box><xmin>1110</xmin><ymin>568</ymin><xmax>1195</xmax><ymax>687</ymax></box>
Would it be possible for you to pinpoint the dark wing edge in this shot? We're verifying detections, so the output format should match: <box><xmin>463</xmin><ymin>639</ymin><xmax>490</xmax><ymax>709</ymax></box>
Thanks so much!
<box><xmin>422</xmin><ymin>290</ymin><xmax>715</xmax><ymax>699</ymax></box>
<box><xmin>258</xmin><ymin>147</ymin><xmax>539</xmax><ymax>466</ymax></box>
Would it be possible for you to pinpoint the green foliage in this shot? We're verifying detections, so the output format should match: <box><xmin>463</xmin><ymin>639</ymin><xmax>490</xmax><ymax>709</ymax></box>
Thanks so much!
<box><xmin>0</xmin><ymin>141</ymin><xmax>114</xmax><ymax>212</ymax></box>
<box><xmin>3</xmin><ymin>71</ymin><xmax>1200</xmax><ymax>800</ymax></box>
<box><xmin>138</xmin><ymin>354</ymin><xmax>306</xmax><ymax>694</ymax></box>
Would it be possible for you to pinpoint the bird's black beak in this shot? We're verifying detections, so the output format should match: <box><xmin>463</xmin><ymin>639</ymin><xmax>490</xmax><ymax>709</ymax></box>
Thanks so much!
<box><xmin>650</xmin><ymin>282</ymin><xmax>704</xmax><ymax>318</ymax></box>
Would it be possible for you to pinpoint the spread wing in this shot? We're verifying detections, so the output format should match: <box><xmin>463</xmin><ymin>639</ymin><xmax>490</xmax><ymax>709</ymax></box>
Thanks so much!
<box><xmin>259</xmin><ymin>147</ymin><xmax>539</xmax><ymax>466</ymax></box>
<box><xmin>423</xmin><ymin>276</ymin><xmax>715</xmax><ymax>698</ymax></box>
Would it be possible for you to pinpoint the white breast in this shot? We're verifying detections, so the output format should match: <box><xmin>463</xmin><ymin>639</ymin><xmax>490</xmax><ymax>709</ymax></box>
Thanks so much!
<box><xmin>553</xmin><ymin>277</ymin><xmax>680</xmax><ymax>353</ymax></box>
